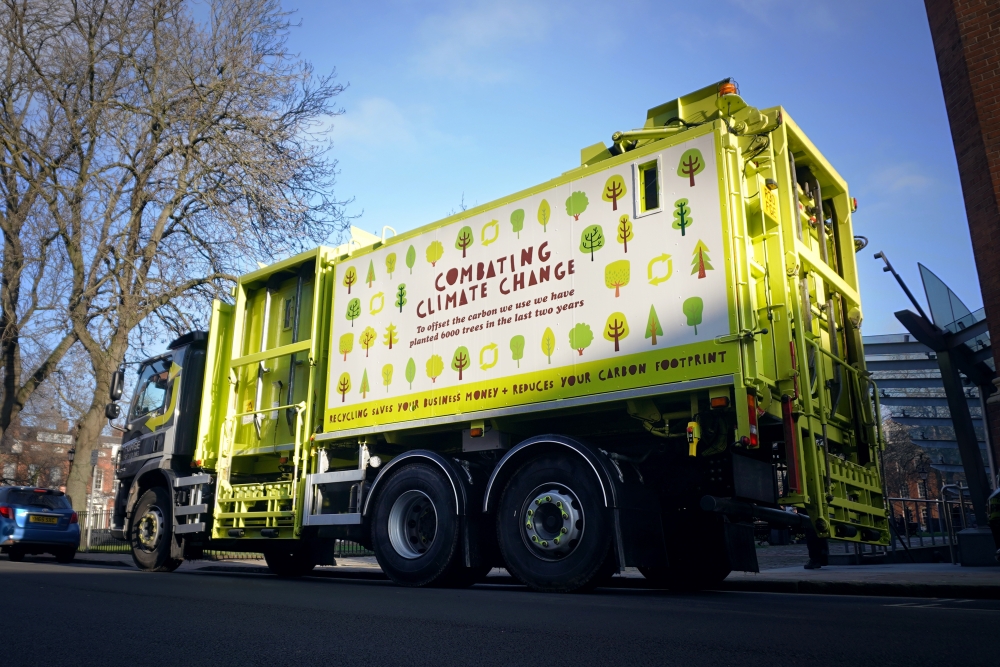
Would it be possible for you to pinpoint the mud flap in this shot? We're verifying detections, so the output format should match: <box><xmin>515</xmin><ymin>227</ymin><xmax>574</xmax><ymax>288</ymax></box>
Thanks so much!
<box><xmin>616</xmin><ymin>506</ymin><xmax>669</xmax><ymax>568</ymax></box>
<box><xmin>723</xmin><ymin>519</ymin><xmax>759</xmax><ymax>572</ymax></box>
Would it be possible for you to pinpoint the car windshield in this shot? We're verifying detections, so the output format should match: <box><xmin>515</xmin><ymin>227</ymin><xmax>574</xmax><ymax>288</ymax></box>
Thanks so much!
<box><xmin>6</xmin><ymin>490</ymin><xmax>72</xmax><ymax>510</ymax></box>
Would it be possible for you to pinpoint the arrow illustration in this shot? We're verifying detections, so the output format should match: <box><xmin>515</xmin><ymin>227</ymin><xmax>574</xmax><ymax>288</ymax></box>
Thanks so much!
<box><xmin>479</xmin><ymin>343</ymin><xmax>499</xmax><ymax>370</ymax></box>
<box><xmin>647</xmin><ymin>254</ymin><xmax>673</xmax><ymax>285</ymax></box>
<box><xmin>481</xmin><ymin>219</ymin><xmax>500</xmax><ymax>246</ymax></box>
<box><xmin>369</xmin><ymin>292</ymin><xmax>385</xmax><ymax>315</ymax></box>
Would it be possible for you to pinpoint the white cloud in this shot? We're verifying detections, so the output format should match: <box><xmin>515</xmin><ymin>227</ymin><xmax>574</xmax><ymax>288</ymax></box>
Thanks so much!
<box><xmin>329</xmin><ymin>97</ymin><xmax>416</xmax><ymax>148</ymax></box>
<box><xmin>412</xmin><ymin>1</ymin><xmax>549</xmax><ymax>81</ymax></box>
<box><xmin>870</xmin><ymin>163</ymin><xmax>935</xmax><ymax>193</ymax></box>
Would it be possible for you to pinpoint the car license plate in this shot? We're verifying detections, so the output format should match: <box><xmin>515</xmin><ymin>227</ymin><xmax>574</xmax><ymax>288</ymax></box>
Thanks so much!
<box><xmin>29</xmin><ymin>515</ymin><xmax>59</xmax><ymax>524</ymax></box>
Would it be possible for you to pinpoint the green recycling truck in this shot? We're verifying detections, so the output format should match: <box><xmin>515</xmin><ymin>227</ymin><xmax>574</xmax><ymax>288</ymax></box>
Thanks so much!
<box><xmin>107</xmin><ymin>80</ymin><xmax>889</xmax><ymax>592</ymax></box>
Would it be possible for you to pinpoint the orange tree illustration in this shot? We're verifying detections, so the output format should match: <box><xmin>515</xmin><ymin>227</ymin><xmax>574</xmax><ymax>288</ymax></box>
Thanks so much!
<box><xmin>509</xmin><ymin>335</ymin><xmax>525</xmax><ymax>367</ymax></box>
<box><xmin>568</xmin><ymin>322</ymin><xmax>593</xmax><ymax>356</ymax></box>
<box><xmin>673</xmin><ymin>199</ymin><xmax>693</xmax><ymax>236</ymax></box>
<box><xmin>383</xmin><ymin>323</ymin><xmax>398</xmax><ymax>350</ymax></box>
<box><xmin>426</xmin><ymin>240</ymin><xmax>444</xmax><ymax>266</ymax></box>
<box><xmin>385</xmin><ymin>253</ymin><xmax>397</xmax><ymax>279</ymax></box>
<box><xmin>579</xmin><ymin>224</ymin><xmax>604</xmax><ymax>261</ymax></box>
<box><xmin>604</xmin><ymin>312</ymin><xmax>629</xmax><ymax>352</ymax></box>
<box><xmin>395</xmin><ymin>283</ymin><xmax>407</xmax><ymax>312</ymax></box>
<box><xmin>677</xmin><ymin>148</ymin><xmax>705</xmax><ymax>187</ymax></box>
<box><xmin>337</xmin><ymin>373</ymin><xmax>351</xmax><ymax>402</ymax></box>
<box><xmin>537</xmin><ymin>199</ymin><xmax>551</xmax><ymax>232</ymax></box>
<box><xmin>359</xmin><ymin>370</ymin><xmax>370</xmax><ymax>399</ymax></box>
<box><xmin>406</xmin><ymin>245</ymin><xmax>417</xmax><ymax>273</ymax></box>
<box><xmin>645</xmin><ymin>305</ymin><xmax>662</xmax><ymax>346</ymax></box>
<box><xmin>603</xmin><ymin>174</ymin><xmax>627</xmax><ymax>211</ymax></box>
<box><xmin>360</xmin><ymin>326</ymin><xmax>377</xmax><ymax>356</ymax></box>
<box><xmin>605</xmin><ymin>260</ymin><xmax>630</xmax><ymax>297</ymax></box>
<box><xmin>510</xmin><ymin>209</ymin><xmax>525</xmax><ymax>238</ymax></box>
<box><xmin>405</xmin><ymin>358</ymin><xmax>416</xmax><ymax>389</ymax></box>
<box><xmin>455</xmin><ymin>226</ymin><xmax>474</xmax><ymax>258</ymax></box>
<box><xmin>691</xmin><ymin>240</ymin><xmax>713</xmax><ymax>279</ymax></box>
<box><xmin>342</xmin><ymin>266</ymin><xmax>357</xmax><ymax>294</ymax></box>
<box><xmin>338</xmin><ymin>333</ymin><xmax>354</xmax><ymax>360</ymax></box>
<box><xmin>426</xmin><ymin>354</ymin><xmax>444</xmax><ymax>382</ymax></box>
<box><xmin>616</xmin><ymin>215</ymin><xmax>633</xmax><ymax>253</ymax></box>
<box><xmin>451</xmin><ymin>346</ymin><xmax>470</xmax><ymax>380</ymax></box>
<box><xmin>565</xmin><ymin>191</ymin><xmax>589</xmax><ymax>220</ymax></box>
<box><xmin>346</xmin><ymin>298</ymin><xmax>361</xmax><ymax>327</ymax></box>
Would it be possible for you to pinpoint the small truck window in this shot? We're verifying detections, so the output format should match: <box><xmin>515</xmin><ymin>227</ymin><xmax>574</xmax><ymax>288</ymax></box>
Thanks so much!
<box><xmin>638</xmin><ymin>159</ymin><xmax>659</xmax><ymax>213</ymax></box>
<box><xmin>132</xmin><ymin>358</ymin><xmax>171</xmax><ymax>418</ymax></box>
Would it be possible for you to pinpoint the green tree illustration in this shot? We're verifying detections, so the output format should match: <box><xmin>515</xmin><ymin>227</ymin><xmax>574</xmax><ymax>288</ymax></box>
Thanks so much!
<box><xmin>405</xmin><ymin>358</ymin><xmax>416</xmax><ymax>389</ymax></box>
<box><xmin>395</xmin><ymin>283</ymin><xmax>407</xmax><ymax>312</ymax></box>
<box><xmin>346</xmin><ymin>298</ymin><xmax>361</xmax><ymax>327</ymax></box>
<box><xmin>338</xmin><ymin>333</ymin><xmax>354</xmax><ymax>361</ymax></box>
<box><xmin>579</xmin><ymin>224</ymin><xmax>605</xmax><ymax>261</ymax></box>
<box><xmin>677</xmin><ymin>148</ymin><xmax>705</xmax><ymax>187</ymax></box>
<box><xmin>510</xmin><ymin>209</ymin><xmax>525</xmax><ymax>238</ymax></box>
<box><xmin>537</xmin><ymin>199</ymin><xmax>551</xmax><ymax>232</ymax></box>
<box><xmin>337</xmin><ymin>372</ymin><xmax>351</xmax><ymax>402</ymax></box>
<box><xmin>605</xmin><ymin>259</ymin><xmax>630</xmax><ymax>298</ymax></box>
<box><xmin>455</xmin><ymin>226</ymin><xmax>474</xmax><ymax>258</ymax></box>
<box><xmin>509</xmin><ymin>335</ymin><xmax>525</xmax><ymax>367</ymax></box>
<box><xmin>406</xmin><ymin>245</ymin><xmax>416</xmax><ymax>274</ymax></box>
<box><xmin>673</xmin><ymin>198</ymin><xmax>693</xmax><ymax>236</ymax></box>
<box><xmin>616</xmin><ymin>215</ymin><xmax>633</xmax><ymax>253</ymax></box>
<box><xmin>568</xmin><ymin>323</ymin><xmax>593</xmax><ymax>356</ymax></box>
<box><xmin>565</xmin><ymin>191</ymin><xmax>589</xmax><ymax>220</ymax></box>
<box><xmin>365</xmin><ymin>260</ymin><xmax>376</xmax><ymax>287</ymax></box>
<box><xmin>359</xmin><ymin>369</ymin><xmax>370</xmax><ymax>399</ymax></box>
<box><xmin>426</xmin><ymin>240</ymin><xmax>444</xmax><ymax>266</ymax></box>
<box><xmin>382</xmin><ymin>364</ymin><xmax>393</xmax><ymax>392</ymax></box>
<box><xmin>383</xmin><ymin>323</ymin><xmax>398</xmax><ymax>350</ymax></box>
<box><xmin>342</xmin><ymin>266</ymin><xmax>357</xmax><ymax>294</ymax></box>
<box><xmin>426</xmin><ymin>355</ymin><xmax>444</xmax><ymax>382</ymax></box>
<box><xmin>451</xmin><ymin>346</ymin><xmax>470</xmax><ymax>381</ymax></box>
<box><xmin>645</xmin><ymin>305</ymin><xmax>662</xmax><ymax>346</ymax></box>
<box><xmin>603</xmin><ymin>174</ymin><xmax>627</xmax><ymax>211</ymax></box>
<box><xmin>691</xmin><ymin>240</ymin><xmax>713</xmax><ymax>279</ymax></box>
<box><xmin>386</xmin><ymin>253</ymin><xmax>397</xmax><ymax>279</ymax></box>
<box><xmin>541</xmin><ymin>327</ymin><xmax>556</xmax><ymax>364</ymax></box>
<box><xmin>604</xmin><ymin>312</ymin><xmax>629</xmax><ymax>352</ymax></box>
<box><xmin>360</xmin><ymin>326</ymin><xmax>377</xmax><ymax>356</ymax></box>
<box><xmin>683</xmin><ymin>297</ymin><xmax>704</xmax><ymax>335</ymax></box>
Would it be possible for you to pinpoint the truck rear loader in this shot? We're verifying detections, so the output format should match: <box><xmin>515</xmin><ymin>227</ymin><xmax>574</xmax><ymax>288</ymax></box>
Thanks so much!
<box><xmin>107</xmin><ymin>80</ymin><xmax>889</xmax><ymax>592</ymax></box>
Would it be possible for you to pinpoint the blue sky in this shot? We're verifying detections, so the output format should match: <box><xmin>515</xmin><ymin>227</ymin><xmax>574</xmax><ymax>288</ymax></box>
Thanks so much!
<box><xmin>290</xmin><ymin>0</ymin><xmax>978</xmax><ymax>335</ymax></box>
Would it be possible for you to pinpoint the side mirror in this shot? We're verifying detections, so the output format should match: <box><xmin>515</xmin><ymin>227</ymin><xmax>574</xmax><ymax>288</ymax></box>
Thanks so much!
<box><xmin>110</xmin><ymin>368</ymin><xmax>125</xmax><ymax>401</ymax></box>
<box><xmin>105</xmin><ymin>402</ymin><xmax>121</xmax><ymax>420</ymax></box>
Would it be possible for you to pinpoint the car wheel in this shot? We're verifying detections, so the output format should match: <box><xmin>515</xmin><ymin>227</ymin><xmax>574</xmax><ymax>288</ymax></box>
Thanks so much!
<box><xmin>54</xmin><ymin>548</ymin><xmax>76</xmax><ymax>564</ymax></box>
<box><xmin>371</xmin><ymin>463</ymin><xmax>462</xmax><ymax>587</ymax></box>
<box><xmin>130</xmin><ymin>487</ymin><xmax>181</xmax><ymax>572</ymax></box>
<box><xmin>264</xmin><ymin>549</ymin><xmax>316</xmax><ymax>578</ymax></box>
<box><xmin>496</xmin><ymin>454</ymin><xmax>613</xmax><ymax>593</ymax></box>
<box><xmin>8</xmin><ymin>546</ymin><xmax>25</xmax><ymax>562</ymax></box>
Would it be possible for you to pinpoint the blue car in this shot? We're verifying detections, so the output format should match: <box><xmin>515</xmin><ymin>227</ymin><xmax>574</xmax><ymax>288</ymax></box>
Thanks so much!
<box><xmin>0</xmin><ymin>487</ymin><xmax>80</xmax><ymax>563</ymax></box>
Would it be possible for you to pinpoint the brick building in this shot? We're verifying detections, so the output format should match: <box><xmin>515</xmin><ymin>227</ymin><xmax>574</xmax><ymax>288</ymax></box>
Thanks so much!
<box><xmin>924</xmin><ymin>1</ymin><xmax>1000</xmax><ymax>459</ymax></box>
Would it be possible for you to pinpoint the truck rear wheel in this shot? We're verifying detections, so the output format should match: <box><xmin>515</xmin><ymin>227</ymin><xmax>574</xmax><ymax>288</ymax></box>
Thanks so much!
<box><xmin>371</xmin><ymin>463</ymin><xmax>462</xmax><ymax>587</ymax></box>
<box><xmin>264</xmin><ymin>549</ymin><xmax>316</xmax><ymax>577</ymax></box>
<box><xmin>496</xmin><ymin>454</ymin><xmax>613</xmax><ymax>593</ymax></box>
<box><xmin>130</xmin><ymin>487</ymin><xmax>181</xmax><ymax>572</ymax></box>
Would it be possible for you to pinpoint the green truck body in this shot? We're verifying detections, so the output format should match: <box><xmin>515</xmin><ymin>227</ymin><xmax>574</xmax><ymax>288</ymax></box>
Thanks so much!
<box><xmin>110</xmin><ymin>81</ymin><xmax>889</xmax><ymax>590</ymax></box>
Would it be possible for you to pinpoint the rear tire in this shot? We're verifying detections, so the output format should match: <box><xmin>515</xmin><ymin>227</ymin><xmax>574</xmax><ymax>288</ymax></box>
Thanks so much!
<box><xmin>371</xmin><ymin>463</ymin><xmax>462</xmax><ymax>587</ymax></box>
<box><xmin>7</xmin><ymin>546</ymin><xmax>24</xmax><ymax>562</ymax></box>
<box><xmin>130</xmin><ymin>487</ymin><xmax>182</xmax><ymax>572</ymax></box>
<box><xmin>264</xmin><ymin>549</ymin><xmax>316</xmax><ymax>578</ymax></box>
<box><xmin>54</xmin><ymin>548</ymin><xmax>76</xmax><ymax>564</ymax></box>
<box><xmin>497</xmin><ymin>454</ymin><xmax>613</xmax><ymax>593</ymax></box>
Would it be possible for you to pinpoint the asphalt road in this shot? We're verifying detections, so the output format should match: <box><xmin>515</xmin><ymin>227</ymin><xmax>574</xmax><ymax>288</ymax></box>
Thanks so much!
<box><xmin>2</xmin><ymin>557</ymin><xmax>998</xmax><ymax>667</ymax></box>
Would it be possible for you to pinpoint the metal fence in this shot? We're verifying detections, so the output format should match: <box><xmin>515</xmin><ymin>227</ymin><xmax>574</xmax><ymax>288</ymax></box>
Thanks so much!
<box><xmin>76</xmin><ymin>509</ymin><xmax>373</xmax><ymax>559</ymax></box>
<box><xmin>886</xmin><ymin>485</ymin><xmax>976</xmax><ymax>563</ymax></box>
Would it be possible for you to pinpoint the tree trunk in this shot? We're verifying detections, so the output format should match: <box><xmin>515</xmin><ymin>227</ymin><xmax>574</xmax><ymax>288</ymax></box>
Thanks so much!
<box><xmin>66</xmin><ymin>372</ymin><xmax>113</xmax><ymax>510</ymax></box>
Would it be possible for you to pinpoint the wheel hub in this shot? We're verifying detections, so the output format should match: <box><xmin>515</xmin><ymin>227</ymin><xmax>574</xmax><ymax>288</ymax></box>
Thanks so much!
<box><xmin>136</xmin><ymin>506</ymin><xmax>164</xmax><ymax>551</ymax></box>
<box><xmin>520</xmin><ymin>485</ymin><xmax>583</xmax><ymax>561</ymax></box>
<box><xmin>387</xmin><ymin>490</ymin><xmax>438</xmax><ymax>559</ymax></box>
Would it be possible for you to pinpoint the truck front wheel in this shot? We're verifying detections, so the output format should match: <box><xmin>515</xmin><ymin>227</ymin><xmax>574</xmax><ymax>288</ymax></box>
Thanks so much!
<box><xmin>497</xmin><ymin>454</ymin><xmax>613</xmax><ymax>593</ymax></box>
<box><xmin>371</xmin><ymin>463</ymin><xmax>462</xmax><ymax>587</ymax></box>
<box><xmin>130</xmin><ymin>487</ymin><xmax>181</xmax><ymax>572</ymax></box>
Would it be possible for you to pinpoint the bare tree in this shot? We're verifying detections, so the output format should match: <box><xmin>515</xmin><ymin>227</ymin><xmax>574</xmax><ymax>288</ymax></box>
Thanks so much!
<box><xmin>0</xmin><ymin>0</ymin><xmax>347</xmax><ymax>507</ymax></box>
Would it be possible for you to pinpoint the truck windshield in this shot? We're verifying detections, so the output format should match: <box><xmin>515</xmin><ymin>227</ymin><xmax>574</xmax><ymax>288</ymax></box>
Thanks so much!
<box><xmin>131</xmin><ymin>357</ymin><xmax>172</xmax><ymax>419</ymax></box>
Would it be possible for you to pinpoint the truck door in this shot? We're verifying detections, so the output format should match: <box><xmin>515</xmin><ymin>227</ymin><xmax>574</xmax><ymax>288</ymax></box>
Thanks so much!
<box><xmin>118</xmin><ymin>355</ymin><xmax>175</xmax><ymax>477</ymax></box>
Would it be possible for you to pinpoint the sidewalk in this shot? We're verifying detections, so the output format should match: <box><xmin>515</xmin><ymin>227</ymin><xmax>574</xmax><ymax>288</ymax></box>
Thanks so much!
<box><xmin>55</xmin><ymin>551</ymin><xmax>1000</xmax><ymax>600</ymax></box>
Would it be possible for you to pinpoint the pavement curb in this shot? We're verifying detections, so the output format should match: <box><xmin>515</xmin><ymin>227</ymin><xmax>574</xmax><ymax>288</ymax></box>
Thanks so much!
<box><xmin>720</xmin><ymin>578</ymin><xmax>1000</xmax><ymax>600</ymax></box>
